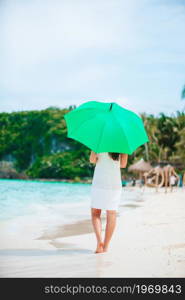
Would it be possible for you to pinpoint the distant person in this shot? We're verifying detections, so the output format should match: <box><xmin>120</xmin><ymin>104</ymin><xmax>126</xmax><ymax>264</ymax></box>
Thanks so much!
<box><xmin>179</xmin><ymin>174</ymin><xmax>183</xmax><ymax>187</ymax></box>
<box><xmin>89</xmin><ymin>152</ymin><xmax>128</xmax><ymax>253</ymax></box>
<box><xmin>121</xmin><ymin>176</ymin><xmax>127</xmax><ymax>187</ymax></box>
<box><xmin>132</xmin><ymin>177</ymin><xmax>136</xmax><ymax>186</ymax></box>
<box><xmin>141</xmin><ymin>178</ymin><xmax>145</xmax><ymax>186</ymax></box>
<box><xmin>170</xmin><ymin>174</ymin><xmax>177</xmax><ymax>191</ymax></box>
<box><xmin>170</xmin><ymin>175</ymin><xmax>176</xmax><ymax>186</ymax></box>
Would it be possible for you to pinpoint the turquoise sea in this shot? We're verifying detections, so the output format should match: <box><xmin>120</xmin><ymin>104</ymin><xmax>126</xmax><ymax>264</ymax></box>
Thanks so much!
<box><xmin>0</xmin><ymin>179</ymin><xmax>144</xmax><ymax>230</ymax></box>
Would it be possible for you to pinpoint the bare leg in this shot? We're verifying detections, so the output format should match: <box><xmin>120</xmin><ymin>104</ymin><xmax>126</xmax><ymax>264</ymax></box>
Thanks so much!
<box><xmin>91</xmin><ymin>208</ymin><xmax>104</xmax><ymax>253</ymax></box>
<box><xmin>103</xmin><ymin>210</ymin><xmax>117</xmax><ymax>252</ymax></box>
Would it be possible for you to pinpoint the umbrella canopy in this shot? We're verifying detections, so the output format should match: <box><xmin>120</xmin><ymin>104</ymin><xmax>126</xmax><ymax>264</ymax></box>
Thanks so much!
<box><xmin>64</xmin><ymin>101</ymin><xmax>149</xmax><ymax>154</ymax></box>
<box><xmin>128</xmin><ymin>158</ymin><xmax>152</xmax><ymax>172</ymax></box>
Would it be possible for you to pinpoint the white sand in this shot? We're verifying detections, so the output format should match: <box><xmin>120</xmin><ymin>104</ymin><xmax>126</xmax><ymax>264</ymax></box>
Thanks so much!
<box><xmin>0</xmin><ymin>187</ymin><xmax>185</xmax><ymax>277</ymax></box>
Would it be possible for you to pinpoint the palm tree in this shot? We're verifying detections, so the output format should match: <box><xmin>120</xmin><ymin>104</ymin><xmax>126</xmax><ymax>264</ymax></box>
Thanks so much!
<box><xmin>181</xmin><ymin>85</ymin><xmax>185</xmax><ymax>99</ymax></box>
<box><xmin>140</xmin><ymin>113</ymin><xmax>162</xmax><ymax>162</ymax></box>
<box><xmin>173</xmin><ymin>112</ymin><xmax>185</xmax><ymax>161</ymax></box>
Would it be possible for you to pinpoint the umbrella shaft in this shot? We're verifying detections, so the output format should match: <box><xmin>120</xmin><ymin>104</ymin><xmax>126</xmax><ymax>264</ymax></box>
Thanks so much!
<box><xmin>109</xmin><ymin>103</ymin><xmax>113</xmax><ymax>111</ymax></box>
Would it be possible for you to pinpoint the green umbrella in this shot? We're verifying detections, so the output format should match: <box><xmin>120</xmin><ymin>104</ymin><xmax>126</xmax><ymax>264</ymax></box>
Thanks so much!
<box><xmin>64</xmin><ymin>101</ymin><xmax>149</xmax><ymax>154</ymax></box>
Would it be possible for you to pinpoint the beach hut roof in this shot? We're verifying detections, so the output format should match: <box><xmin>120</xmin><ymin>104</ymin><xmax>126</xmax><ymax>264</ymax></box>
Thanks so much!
<box><xmin>128</xmin><ymin>158</ymin><xmax>152</xmax><ymax>172</ymax></box>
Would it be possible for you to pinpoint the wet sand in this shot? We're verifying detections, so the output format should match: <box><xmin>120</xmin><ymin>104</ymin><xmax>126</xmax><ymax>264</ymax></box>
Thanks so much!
<box><xmin>37</xmin><ymin>219</ymin><xmax>94</xmax><ymax>240</ymax></box>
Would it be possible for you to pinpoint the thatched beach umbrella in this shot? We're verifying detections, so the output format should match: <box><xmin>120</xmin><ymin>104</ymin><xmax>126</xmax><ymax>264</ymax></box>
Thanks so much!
<box><xmin>128</xmin><ymin>158</ymin><xmax>152</xmax><ymax>179</ymax></box>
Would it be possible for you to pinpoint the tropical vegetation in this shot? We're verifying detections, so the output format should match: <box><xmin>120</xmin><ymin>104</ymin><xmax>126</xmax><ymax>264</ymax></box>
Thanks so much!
<box><xmin>0</xmin><ymin>106</ymin><xmax>184</xmax><ymax>180</ymax></box>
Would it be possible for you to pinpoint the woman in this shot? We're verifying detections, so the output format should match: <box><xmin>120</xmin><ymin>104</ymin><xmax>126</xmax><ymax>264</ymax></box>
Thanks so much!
<box><xmin>89</xmin><ymin>151</ymin><xmax>128</xmax><ymax>253</ymax></box>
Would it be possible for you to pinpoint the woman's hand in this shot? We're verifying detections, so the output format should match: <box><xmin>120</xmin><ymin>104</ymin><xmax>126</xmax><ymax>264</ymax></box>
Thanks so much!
<box><xmin>120</xmin><ymin>154</ymin><xmax>128</xmax><ymax>168</ymax></box>
<box><xmin>89</xmin><ymin>151</ymin><xmax>98</xmax><ymax>164</ymax></box>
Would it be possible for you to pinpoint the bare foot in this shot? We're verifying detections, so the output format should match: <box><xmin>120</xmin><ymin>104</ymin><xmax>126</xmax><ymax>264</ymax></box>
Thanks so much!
<box><xmin>103</xmin><ymin>244</ymin><xmax>109</xmax><ymax>252</ymax></box>
<box><xmin>95</xmin><ymin>242</ymin><xmax>104</xmax><ymax>253</ymax></box>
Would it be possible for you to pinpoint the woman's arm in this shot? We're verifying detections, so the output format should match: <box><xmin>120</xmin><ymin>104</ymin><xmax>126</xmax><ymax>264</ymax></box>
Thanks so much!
<box><xmin>89</xmin><ymin>151</ymin><xmax>98</xmax><ymax>164</ymax></box>
<box><xmin>120</xmin><ymin>154</ymin><xmax>128</xmax><ymax>168</ymax></box>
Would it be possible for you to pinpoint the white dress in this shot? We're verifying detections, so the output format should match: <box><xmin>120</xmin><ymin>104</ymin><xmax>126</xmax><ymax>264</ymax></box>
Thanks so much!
<box><xmin>90</xmin><ymin>152</ymin><xmax>122</xmax><ymax>211</ymax></box>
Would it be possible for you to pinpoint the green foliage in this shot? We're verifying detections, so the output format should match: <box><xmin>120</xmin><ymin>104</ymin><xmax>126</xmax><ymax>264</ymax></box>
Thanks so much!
<box><xmin>156</xmin><ymin>113</ymin><xmax>180</xmax><ymax>156</ymax></box>
<box><xmin>0</xmin><ymin>107</ymin><xmax>185</xmax><ymax>179</ymax></box>
<box><xmin>74</xmin><ymin>176</ymin><xmax>81</xmax><ymax>182</ymax></box>
<box><xmin>27</xmin><ymin>152</ymin><xmax>91</xmax><ymax>179</ymax></box>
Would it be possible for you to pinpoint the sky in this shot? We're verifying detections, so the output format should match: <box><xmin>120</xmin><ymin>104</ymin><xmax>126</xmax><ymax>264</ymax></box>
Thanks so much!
<box><xmin>0</xmin><ymin>0</ymin><xmax>185</xmax><ymax>115</ymax></box>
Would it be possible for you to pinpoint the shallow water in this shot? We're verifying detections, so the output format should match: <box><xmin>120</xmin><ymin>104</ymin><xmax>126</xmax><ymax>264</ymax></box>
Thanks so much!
<box><xmin>0</xmin><ymin>179</ymin><xmax>144</xmax><ymax>229</ymax></box>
